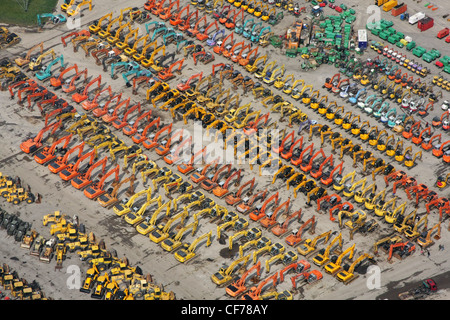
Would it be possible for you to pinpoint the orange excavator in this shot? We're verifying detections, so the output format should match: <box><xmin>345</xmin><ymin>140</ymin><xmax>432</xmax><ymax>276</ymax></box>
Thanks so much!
<box><xmin>169</xmin><ymin>3</ymin><xmax>190</xmax><ymax>26</ymax></box>
<box><xmin>411</xmin><ymin>127</ymin><xmax>431</xmax><ymax>146</ymax></box>
<box><xmin>387</xmin><ymin>241</ymin><xmax>416</xmax><ymax>262</ymax></box>
<box><xmin>249</xmin><ymin>192</ymin><xmax>279</xmax><ymax>221</ymax></box>
<box><xmin>158</xmin><ymin>58</ymin><xmax>185</xmax><ymax>81</ymax></box>
<box><xmin>273</xmin><ymin>130</ymin><xmax>295</xmax><ymax>154</ymax></box>
<box><xmin>50</xmin><ymin>64</ymin><xmax>79</xmax><ymax>88</ymax></box>
<box><xmin>236</xmin><ymin>189</ymin><xmax>267</xmax><ymax>214</ymax></box>
<box><xmin>72</xmin><ymin>75</ymin><xmax>102</xmax><ymax>103</ymax></box>
<box><xmin>310</xmin><ymin>154</ymin><xmax>334</xmax><ymax>179</ymax></box>
<box><xmin>83</xmin><ymin>164</ymin><xmax>120</xmax><ymax>199</ymax></box>
<box><xmin>300</xmin><ymin>148</ymin><xmax>325</xmax><ymax>173</ymax></box>
<box><xmin>34</xmin><ymin>134</ymin><xmax>73</xmax><ymax>165</ymax></box>
<box><xmin>243</xmin><ymin>111</ymin><xmax>269</xmax><ymax>136</ymax></box>
<box><xmin>159</xmin><ymin>0</ymin><xmax>179</xmax><ymax>20</ymax></box>
<box><xmin>92</xmin><ymin>94</ymin><xmax>123</xmax><ymax>119</ymax></box>
<box><xmin>290</xmin><ymin>270</ymin><xmax>323</xmax><ymax>290</ymax></box>
<box><xmin>422</xmin><ymin>133</ymin><xmax>441</xmax><ymax>151</ymax></box>
<box><xmin>154</xmin><ymin>129</ymin><xmax>185</xmax><ymax>156</ymax></box>
<box><xmin>187</xmin><ymin>16</ymin><xmax>207</xmax><ymax>37</ymax></box>
<box><xmin>20</xmin><ymin>120</ymin><xmax>62</xmax><ymax>154</ymax></box>
<box><xmin>225</xmin><ymin>177</ymin><xmax>255</xmax><ymax>206</ymax></box>
<box><xmin>176</xmin><ymin>146</ymin><xmax>207</xmax><ymax>175</ymax></box>
<box><xmin>131</xmin><ymin>117</ymin><xmax>161</xmax><ymax>144</ymax></box>
<box><xmin>432</xmin><ymin>140</ymin><xmax>450</xmax><ymax>158</ymax></box>
<box><xmin>59</xmin><ymin>148</ymin><xmax>97</xmax><ymax>181</ymax></box>
<box><xmin>112</xmin><ymin>102</ymin><xmax>142</xmax><ymax>130</ymax></box>
<box><xmin>212</xmin><ymin>168</ymin><xmax>242</xmax><ymax>198</ymax></box>
<box><xmin>225</xmin><ymin>261</ymin><xmax>262</xmax><ymax>298</ymax></box>
<box><xmin>213</xmin><ymin>32</ymin><xmax>234</xmax><ymax>55</ymax></box>
<box><xmin>201</xmin><ymin>164</ymin><xmax>232</xmax><ymax>191</ymax></box>
<box><xmin>178</xmin><ymin>9</ymin><xmax>198</xmax><ymax>32</ymax></box>
<box><xmin>142</xmin><ymin>123</ymin><xmax>172</xmax><ymax>149</ymax></box>
<box><xmin>281</xmin><ymin>136</ymin><xmax>303</xmax><ymax>160</ymax></box>
<box><xmin>123</xmin><ymin>110</ymin><xmax>152</xmax><ymax>136</ymax></box>
<box><xmin>320</xmin><ymin>161</ymin><xmax>344</xmax><ymax>186</ymax></box>
<box><xmin>48</xmin><ymin>142</ymin><xmax>85</xmax><ymax>174</ymax></box>
<box><xmin>164</xmin><ymin>136</ymin><xmax>193</xmax><ymax>165</ymax></box>
<box><xmin>197</xmin><ymin>20</ymin><xmax>219</xmax><ymax>42</ymax></box>
<box><xmin>61</xmin><ymin>68</ymin><xmax>88</xmax><ymax>94</ymax></box>
<box><xmin>177</xmin><ymin>72</ymin><xmax>203</xmax><ymax>92</ymax></box>
<box><xmin>259</xmin><ymin>198</ymin><xmax>291</xmax><ymax>230</ymax></box>
<box><xmin>71</xmin><ymin>156</ymin><xmax>108</xmax><ymax>190</ymax></box>
<box><xmin>271</xmin><ymin>209</ymin><xmax>302</xmax><ymax>237</ymax></box>
<box><xmin>279</xmin><ymin>260</ymin><xmax>310</xmax><ymax>283</ymax></box>
<box><xmin>241</xmin><ymin>272</ymin><xmax>278</xmax><ymax>300</ymax></box>
<box><xmin>102</xmin><ymin>97</ymin><xmax>131</xmax><ymax>124</ymax></box>
<box><xmin>285</xmin><ymin>215</ymin><xmax>316</xmax><ymax>247</ymax></box>
<box><xmin>81</xmin><ymin>85</ymin><xmax>113</xmax><ymax>111</ymax></box>
<box><xmin>190</xmin><ymin>157</ymin><xmax>221</xmax><ymax>184</ymax></box>
<box><xmin>291</xmin><ymin>143</ymin><xmax>314</xmax><ymax>167</ymax></box>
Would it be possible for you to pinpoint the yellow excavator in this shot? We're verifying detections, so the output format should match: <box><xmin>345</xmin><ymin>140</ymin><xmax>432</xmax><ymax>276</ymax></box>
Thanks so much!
<box><xmin>324</xmin><ymin>243</ymin><xmax>356</xmax><ymax>275</ymax></box>
<box><xmin>211</xmin><ymin>254</ymin><xmax>250</xmax><ymax>286</ymax></box>
<box><xmin>417</xmin><ymin>222</ymin><xmax>441</xmax><ymax>249</ymax></box>
<box><xmin>160</xmin><ymin>220</ymin><xmax>199</xmax><ymax>252</ymax></box>
<box><xmin>312</xmin><ymin>232</ymin><xmax>343</xmax><ymax>267</ymax></box>
<box><xmin>336</xmin><ymin>253</ymin><xmax>374</xmax><ymax>284</ymax></box>
<box><xmin>113</xmin><ymin>187</ymin><xmax>152</xmax><ymax>217</ymax></box>
<box><xmin>174</xmin><ymin>231</ymin><xmax>213</xmax><ymax>263</ymax></box>
<box><xmin>297</xmin><ymin>230</ymin><xmax>332</xmax><ymax>256</ymax></box>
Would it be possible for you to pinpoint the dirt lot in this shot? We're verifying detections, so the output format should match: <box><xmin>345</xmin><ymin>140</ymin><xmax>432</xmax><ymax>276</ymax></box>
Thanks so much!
<box><xmin>0</xmin><ymin>0</ymin><xmax>449</xmax><ymax>301</ymax></box>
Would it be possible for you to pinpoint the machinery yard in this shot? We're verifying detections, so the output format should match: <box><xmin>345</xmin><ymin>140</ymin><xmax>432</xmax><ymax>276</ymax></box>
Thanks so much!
<box><xmin>0</xmin><ymin>0</ymin><xmax>449</xmax><ymax>302</ymax></box>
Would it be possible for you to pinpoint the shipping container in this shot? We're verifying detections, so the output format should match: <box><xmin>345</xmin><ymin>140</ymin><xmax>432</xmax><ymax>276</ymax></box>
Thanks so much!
<box><xmin>437</xmin><ymin>28</ymin><xmax>450</xmax><ymax>39</ymax></box>
<box><xmin>418</xmin><ymin>17</ymin><xmax>434</xmax><ymax>32</ymax></box>
<box><xmin>391</xmin><ymin>3</ymin><xmax>407</xmax><ymax>17</ymax></box>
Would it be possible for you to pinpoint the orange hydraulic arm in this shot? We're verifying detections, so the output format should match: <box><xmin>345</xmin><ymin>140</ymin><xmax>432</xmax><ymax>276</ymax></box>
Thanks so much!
<box><xmin>197</xmin><ymin>20</ymin><xmax>219</xmax><ymax>42</ymax></box>
<box><xmin>213</xmin><ymin>32</ymin><xmax>234</xmax><ymax>55</ymax></box>
<box><xmin>177</xmin><ymin>72</ymin><xmax>203</xmax><ymax>91</ymax></box>
<box><xmin>84</xmin><ymin>164</ymin><xmax>120</xmax><ymax>199</ymax></box>
<box><xmin>50</xmin><ymin>64</ymin><xmax>79</xmax><ymax>88</ymax></box>
<box><xmin>159</xmin><ymin>0</ymin><xmax>179</xmax><ymax>20</ymax></box>
<box><xmin>225</xmin><ymin>177</ymin><xmax>255</xmax><ymax>206</ymax></box>
<box><xmin>81</xmin><ymin>85</ymin><xmax>113</xmax><ymax>111</ymax></box>
<box><xmin>273</xmin><ymin>130</ymin><xmax>295</xmax><ymax>154</ymax></box>
<box><xmin>291</xmin><ymin>142</ymin><xmax>314</xmax><ymax>166</ymax></box>
<box><xmin>187</xmin><ymin>16</ymin><xmax>207</xmax><ymax>37</ymax></box>
<box><xmin>177</xmin><ymin>146</ymin><xmax>207</xmax><ymax>174</ymax></box>
<box><xmin>61</xmin><ymin>68</ymin><xmax>88</xmax><ymax>94</ymax></box>
<box><xmin>58</xmin><ymin>147</ymin><xmax>96</xmax><ymax>181</ymax></box>
<box><xmin>271</xmin><ymin>209</ymin><xmax>302</xmax><ymax>237</ymax></box>
<box><xmin>92</xmin><ymin>93</ymin><xmax>123</xmax><ymax>118</ymax></box>
<box><xmin>123</xmin><ymin>110</ymin><xmax>152</xmax><ymax>136</ymax></box>
<box><xmin>422</xmin><ymin>133</ymin><xmax>441</xmax><ymax>151</ymax></box>
<box><xmin>223</xmin><ymin>40</ymin><xmax>245</xmax><ymax>59</ymax></box>
<box><xmin>281</xmin><ymin>136</ymin><xmax>303</xmax><ymax>160</ymax></box>
<box><xmin>34</xmin><ymin>134</ymin><xmax>73</xmax><ymax>165</ymax></box>
<box><xmin>249</xmin><ymin>192</ymin><xmax>280</xmax><ymax>221</ymax></box>
<box><xmin>155</xmin><ymin>128</ymin><xmax>185</xmax><ymax>155</ymax></box>
<box><xmin>244</xmin><ymin>111</ymin><xmax>269</xmax><ymax>136</ymax></box>
<box><xmin>170</xmin><ymin>3</ymin><xmax>189</xmax><ymax>26</ymax></box>
<box><xmin>285</xmin><ymin>215</ymin><xmax>316</xmax><ymax>246</ymax></box>
<box><xmin>241</xmin><ymin>272</ymin><xmax>278</xmax><ymax>300</ymax></box>
<box><xmin>402</xmin><ymin>121</ymin><xmax>421</xmax><ymax>140</ymax></box>
<box><xmin>71</xmin><ymin>156</ymin><xmax>108</xmax><ymax>190</ymax></box>
<box><xmin>48</xmin><ymin>141</ymin><xmax>86</xmax><ymax>173</ymax></box>
<box><xmin>158</xmin><ymin>58</ymin><xmax>185</xmax><ymax>81</ymax></box>
<box><xmin>310</xmin><ymin>154</ymin><xmax>334</xmax><ymax>179</ymax></box>
<box><xmin>72</xmin><ymin>75</ymin><xmax>102</xmax><ymax>103</ymax></box>
<box><xmin>178</xmin><ymin>9</ymin><xmax>198</xmax><ymax>31</ymax></box>
<box><xmin>300</xmin><ymin>148</ymin><xmax>326</xmax><ymax>173</ymax></box>
<box><xmin>143</xmin><ymin>123</ymin><xmax>173</xmax><ymax>149</ymax></box>
<box><xmin>131</xmin><ymin>117</ymin><xmax>161</xmax><ymax>144</ymax></box>
<box><xmin>20</xmin><ymin>120</ymin><xmax>62</xmax><ymax>154</ymax></box>
<box><xmin>112</xmin><ymin>102</ymin><xmax>142</xmax><ymax>130</ymax></box>
<box><xmin>239</xmin><ymin>46</ymin><xmax>259</xmax><ymax>66</ymax></box>
<box><xmin>212</xmin><ymin>168</ymin><xmax>242</xmax><ymax>198</ymax></box>
<box><xmin>102</xmin><ymin>97</ymin><xmax>131</xmax><ymax>123</ymax></box>
<box><xmin>411</xmin><ymin>127</ymin><xmax>431</xmax><ymax>145</ymax></box>
<box><xmin>260</xmin><ymin>198</ymin><xmax>291</xmax><ymax>229</ymax></box>
<box><xmin>226</xmin><ymin>261</ymin><xmax>262</xmax><ymax>297</ymax></box>
<box><xmin>201</xmin><ymin>163</ymin><xmax>232</xmax><ymax>191</ymax></box>
<box><xmin>321</xmin><ymin>160</ymin><xmax>344</xmax><ymax>186</ymax></box>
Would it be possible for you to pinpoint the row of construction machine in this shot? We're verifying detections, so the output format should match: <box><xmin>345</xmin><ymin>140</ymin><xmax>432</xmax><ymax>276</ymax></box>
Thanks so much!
<box><xmin>37</xmin><ymin>211</ymin><xmax>175</xmax><ymax>299</ymax></box>
<box><xmin>0</xmin><ymin>261</ymin><xmax>49</xmax><ymax>300</ymax></box>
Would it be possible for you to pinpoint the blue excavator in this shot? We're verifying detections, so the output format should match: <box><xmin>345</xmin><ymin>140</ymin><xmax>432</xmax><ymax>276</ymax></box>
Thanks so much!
<box><xmin>37</xmin><ymin>13</ymin><xmax>67</xmax><ymax>29</ymax></box>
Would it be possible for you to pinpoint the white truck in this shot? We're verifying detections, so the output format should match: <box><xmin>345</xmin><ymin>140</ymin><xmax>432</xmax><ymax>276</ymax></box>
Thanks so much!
<box><xmin>409</xmin><ymin>12</ymin><xmax>425</xmax><ymax>25</ymax></box>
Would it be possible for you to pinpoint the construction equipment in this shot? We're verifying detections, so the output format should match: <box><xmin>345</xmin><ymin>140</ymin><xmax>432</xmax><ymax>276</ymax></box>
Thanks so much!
<box><xmin>249</xmin><ymin>192</ymin><xmax>279</xmax><ymax>221</ymax></box>
<box><xmin>240</xmin><ymin>272</ymin><xmax>278</xmax><ymax>300</ymax></box>
<box><xmin>324</xmin><ymin>243</ymin><xmax>356</xmax><ymax>275</ymax></box>
<box><xmin>336</xmin><ymin>253</ymin><xmax>374</xmax><ymax>284</ymax></box>
<box><xmin>70</xmin><ymin>156</ymin><xmax>108</xmax><ymax>190</ymax></box>
<box><xmin>225</xmin><ymin>261</ymin><xmax>262</xmax><ymax>297</ymax></box>
<box><xmin>285</xmin><ymin>215</ymin><xmax>316</xmax><ymax>247</ymax></box>
<box><xmin>297</xmin><ymin>230</ymin><xmax>332</xmax><ymax>257</ymax></box>
<box><xmin>15</xmin><ymin>42</ymin><xmax>44</xmax><ymax>67</ymax></box>
<box><xmin>174</xmin><ymin>231</ymin><xmax>212</xmax><ymax>263</ymax></box>
<box><xmin>417</xmin><ymin>223</ymin><xmax>441</xmax><ymax>249</ymax></box>
<box><xmin>20</xmin><ymin>120</ymin><xmax>62</xmax><ymax>154</ymax></box>
<box><xmin>312</xmin><ymin>232</ymin><xmax>343</xmax><ymax>266</ymax></box>
<box><xmin>404</xmin><ymin>214</ymin><xmax>428</xmax><ymax>240</ymax></box>
<box><xmin>211</xmin><ymin>254</ymin><xmax>251</xmax><ymax>287</ymax></box>
<box><xmin>34</xmin><ymin>133</ymin><xmax>72</xmax><ymax>165</ymax></box>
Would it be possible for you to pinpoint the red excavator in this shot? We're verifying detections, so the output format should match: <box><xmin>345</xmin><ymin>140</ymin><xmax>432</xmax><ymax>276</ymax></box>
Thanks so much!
<box><xmin>20</xmin><ymin>120</ymin><xmax>62</xmax><ymax>154</ymax></box>
<box><xmin>34</xmin><ymin>134</ymin><xmax>73</xmax><ymax>165</ymax></box>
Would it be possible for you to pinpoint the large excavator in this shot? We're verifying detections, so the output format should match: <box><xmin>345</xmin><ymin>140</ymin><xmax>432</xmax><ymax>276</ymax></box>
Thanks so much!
<box><xmin>336</xmin><ymin>253</ymin><xmax>374</xmax><ymax>284</ymax></box>
<box><xmin>97</xmin><ymin>174</ymin><xmax>136</xmax><ymax>208</ymax></box>
<box><xmin>20</xmin><ymin>120</ymin><xmax>62</xmax><ymax>154</ymax></box>
<box><xmin>174</xmin><ymin>231</ymin><xmax>213</xmax><ymax>263</ymax></box>
<box><xmin>70</xmin><ymin>156</ymin><xmax>108</xmax><ymax>190</ymax></box>
<box><xmin>225</xmin><ymin>261</ymin><xmax>262</xmax><ymax>297</ymax></box>
<box><xmin>324</xmin><ymin>244</ymin><xmax>356</xmax><ymax>275</ymax></box>
<box><xmin>312</xmin><ymin>232</ymin><xmax>343</xmax><ymax>266</ymax></box>
<box><xmin>417</xmin><ymin>222</ymin><xmax>441</xmax><ymax>249</ymax></box>
<box><xmin>83</xmin><ymin>165</ymin><xmax>120</xmax><ymax>200</ymax></box>
<box><xmin>240</xmin><ymin>272</ymin><xmax>278</xmax><ymax>300</ymax></box>
<box><xmin>285</xmin><ymin>215</ymin><xmax>316</xmax><ymax>247</ymax></box>
<box><xmin>297</xmin><ymin>230</ymin><xmax>332</xmax><ymax>257</ymax></box>
<box><xmin>259</xmin><ymin>198</ymin><xmax>291</xmax><ymax>230</ymax></box>
<box><xmin>249</xmin><ymin>192</ymin><xmax>279</xmax><ymax>221</ymax></box>
<box><xmin>34</xmin><ymin>134</ymin><xmax>72</xmax><ymax>165</ymax></box>
<box><xmin>211</xmin><ymin>254</ymin><xmax>250</xmax><ymax>287</ymax></box>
